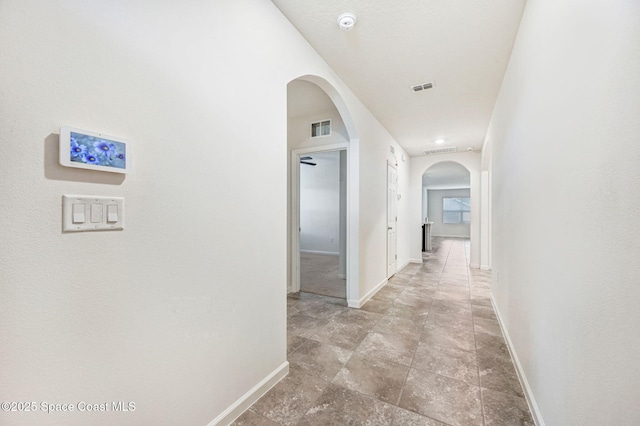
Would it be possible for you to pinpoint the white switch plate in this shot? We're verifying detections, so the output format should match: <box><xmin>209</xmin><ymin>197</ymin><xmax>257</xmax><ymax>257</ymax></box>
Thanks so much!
<box><xmin>62</xmin><ymin>195</ymin><xmax>124</xmax><ymax>232</ymax></box>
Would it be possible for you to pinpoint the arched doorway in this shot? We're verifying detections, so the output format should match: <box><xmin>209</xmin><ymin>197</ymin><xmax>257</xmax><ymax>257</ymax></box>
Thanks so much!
<box><xmin>286</xmin><ymin>76</ymin><xmax>360</xmax><ymax>306</ymax></box>
<box><xmin>421</xmin><ymin>161</ymin><xmax>472</xmax><ymax>264</ymax></box>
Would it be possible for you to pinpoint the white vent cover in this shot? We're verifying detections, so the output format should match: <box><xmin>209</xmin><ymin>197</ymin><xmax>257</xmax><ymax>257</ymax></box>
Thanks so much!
<box><xmin>390</xmin><ymin>145</ymin><xmax>395</xmax><ymax>155</ymax></box>
<box><xmin>424</xmin><ymin>146</ymin><xmax>457</xmax><ymax>155</ymax></box>
<box><xmin>411</xmin><ymin>81</ymin><xmax>435</xmax><ymax>92</ymax></box>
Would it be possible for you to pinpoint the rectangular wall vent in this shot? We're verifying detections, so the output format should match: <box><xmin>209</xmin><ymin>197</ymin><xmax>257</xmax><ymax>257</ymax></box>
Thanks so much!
<box><xmin>311</xmin><ymin>119</ymin><xmax>331</xmax><ymax>138</ymax></box>
<box><xmin>411</xmin><ymin>81</ymin><xmax>435</xmax><ymax>92</ymax></box>
<box><xmin>423</xmin><ymin>146</ymin><xmax>457</xmax><ymax>155</ymax></box>
<box><xmin>390</xmin><ymin>145</ymin><xmax>395</xmax><ymax>155</ymax></box>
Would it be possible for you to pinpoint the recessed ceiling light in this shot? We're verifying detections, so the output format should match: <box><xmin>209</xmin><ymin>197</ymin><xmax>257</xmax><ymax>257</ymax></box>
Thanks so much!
<box><xmin>435</xmin><ymin>139</ymin><xmax>445</xmax><ymax>145</ymax></box>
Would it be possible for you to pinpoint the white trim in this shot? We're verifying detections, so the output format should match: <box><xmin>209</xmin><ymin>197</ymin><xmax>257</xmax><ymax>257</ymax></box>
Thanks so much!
<box><xmin>480</xmin><ymin>265</ymin><xmax>491</xmax><ymax>271</ymax></box>
<box><xmin>387</xmin><ymin>161</ymin><xmax>398</xmax><ymax>279</ymax></box>
<box><xmin>409</xmin><ymin>258</ymin><xmax>423</xmax><ymax>264</ymax></box>
<box><xmin>300</xmin><ymin>250</ymin><xmax>339</xmax><ymax>256</ymax></box>
<box><xmin>491</xmin><ymin>296</ymin><xmax>545</xmax><ymax>426</ymax></box>
<box><xmin>207</xmin><ymin>362</ymin><xmax>289</xmax><ymax>426</ymax></box>
<box><xmin>349</xmin><ymin>277</ymin><xmax>387</xmax><ymax>308</ymax></box>
<box><xmin>398</xmin><ymin>259</ymin><xmax>411</xmax><ymax>271</ymax></box>
<box><xmin>469</xmin><ymin>263</ymin><xmax>480</xmax><ymax>269</ymax></box>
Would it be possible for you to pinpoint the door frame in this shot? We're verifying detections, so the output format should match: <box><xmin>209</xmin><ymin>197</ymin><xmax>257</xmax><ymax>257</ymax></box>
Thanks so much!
<box><xmin>291</xmin><ymin>143</ymin><xmax>350</xmax><ymax>298</ymax></box>
<box><xmin>387</xmin><ymin>161</ymin><xmax>398</xmax><ymax>278</ymax></box>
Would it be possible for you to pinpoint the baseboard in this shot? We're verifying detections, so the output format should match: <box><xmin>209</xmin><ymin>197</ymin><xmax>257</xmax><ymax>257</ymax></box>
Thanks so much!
<box><xmin>490</xmin><ymin>296</ymin><xmax>545</xmax><ymax>426</ymax></box>
<box><xmin>398</xmin><ymin>259</ymin><xmax>410</xmax><ymax>271</ymax></box>
<box><xmin>208</xmin><ymin>361</ymin><xmax>289</xmax><ymax>426</ymax></box>
<box><xmin>349</xmin><ymin>277</ymin><xmax>387</xmax><ymax>308</ymax></box>
<box><xmin>409</xmin><ymin>258</ymin><xmax>423</xmax><ymax>264</ymax></box>
<box><xmin>337</xmin><ymin>274</ymin><xmax>346</xmax><ymax>279</ymax></box>
<box><xmin>480</xmin><ymin>265</ymin><xmax>491</xmax><ymax>271</ymax></box>
<box><xmin>300</xmin><ymin>250</ymin><xmax>339</xmax><ymax>256</ymax></box>
<box><xmin>470</xmin><ymin>263</ymin><xmax>480</xmax><ymax>269</ymax></box>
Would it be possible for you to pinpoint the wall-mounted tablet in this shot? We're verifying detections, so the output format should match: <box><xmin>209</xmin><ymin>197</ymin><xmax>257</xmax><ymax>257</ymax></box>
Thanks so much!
<box><xmin>59</xmin><ymin>126</ymin><xmax>130</xmax><ymax>173</ymax></box>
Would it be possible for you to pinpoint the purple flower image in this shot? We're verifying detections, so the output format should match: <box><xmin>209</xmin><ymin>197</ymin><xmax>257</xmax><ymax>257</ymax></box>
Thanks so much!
<box><xmin>70</xmin><ymin>137</ymin><xmax>87</xmax><ymax>158</ymax></box>
<box><xmin>94</xmin><ymin>141</ymin><xmax>116</xmax><ymax>156</ymax></box>
<box><xmin>70</xmin><ymin>131</ymin><xmax>126</xmax><ymax>169</ymax></box>
<box><xmin>82</xmin><ymin>152</ymin><xmax>101</xmax><ymax>165</ymax></box>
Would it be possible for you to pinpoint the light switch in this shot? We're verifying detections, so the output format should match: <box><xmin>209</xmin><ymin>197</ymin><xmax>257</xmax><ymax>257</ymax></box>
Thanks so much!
<box><xmin>63</xmin><ymin>195</ymin><xmax>124</xmax><ymax>233</ymax></box>
<box><xmin>107</xmin><ymin>204</ymin><xmax>118</xmax><ymax>223</ymax></box>
<box><xmin>90</xmin><ymin>204</ymin><xmax>103</xmax><ymax>223</ymax></box>
<box><xmin>72</xmin><ymin>203</ymin><xmax>86</xmax><ymax>223</ymax></box>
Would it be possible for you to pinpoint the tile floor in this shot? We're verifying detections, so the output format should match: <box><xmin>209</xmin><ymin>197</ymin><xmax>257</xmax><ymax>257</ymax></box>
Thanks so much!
<box><xmin>300</xmin><ymin>252</ymin><xmax>346</xmax><ymax>299</ymax></box>
<box><xmin>233</xmin><ymin>238</ymin><xmax>534</xmax><ymax>426</ymax></box>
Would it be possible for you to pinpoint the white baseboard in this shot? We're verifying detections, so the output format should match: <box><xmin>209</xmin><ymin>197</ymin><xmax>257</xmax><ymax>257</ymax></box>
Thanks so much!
<box><xmin>300</xmin><ymin>250</ymin><xmax>339</xmax><ymax>256</ymax></box>
<box><xmin>349</xmin><ymin>277</ymin><xmax>387</xmax><ymax>308</ymax></box>
<box><xmin>480</xmin><ymin>265</ymin><xmax>491</xmax><ymax>271</ymax></box>
<box><xmin>208</xmin><ymin>361</ymin><xmax>289</xmax><ymax>426</ymax></box>
<box><xmin>469</xmin><ymin>263</ymin><xmax>480</xmax><ymax>269</ymax></box>
<box><xmin>398</xmin><ymin>259</ymin><xmax>410</xmax><ymax>271</ymax></box>
<box><xmin>409</xmin><ymin>258</ymin><xmax>423</xmax><ymax>264</ymax></box>
<box><xmin>490</xmin><ymin>296</ymin><xmax>544</xmax><ymax>426</ymax></box>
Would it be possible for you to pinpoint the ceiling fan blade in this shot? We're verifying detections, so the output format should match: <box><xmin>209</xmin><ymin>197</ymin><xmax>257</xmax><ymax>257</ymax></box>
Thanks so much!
<box><xmin>300</xmin><ymin>161</ymin><xmax>317</xmax><ymax>166</ymax></box>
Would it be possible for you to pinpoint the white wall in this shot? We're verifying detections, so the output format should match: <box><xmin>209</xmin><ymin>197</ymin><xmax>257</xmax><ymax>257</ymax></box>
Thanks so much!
<box><xmin>0</xmin><ymin>0</ymin><xmax>409</xmax><ymax>424</ymax></box>
<box><xmin>485</xmin><ymin>0</ymin><xmax>640</xmax><ymax>424</ymax></box>
<box><xmin>299</xmin><ymin>151</ymin><xmax>340</xmax><ymax>254</ymax></box>
<box><xmin>421</xmin><ymin>187</ymin><xmax>429</xmax><ymax>223</ymax></box>
<box><xmin>427</xmin><ymin>189</ymin><xmax>471</xmax><ymax>238</ymax></box>
<box><xmin>410</xmin><ymin>153</ymin><xmax>481</xmax><ymax>266</ymax></box>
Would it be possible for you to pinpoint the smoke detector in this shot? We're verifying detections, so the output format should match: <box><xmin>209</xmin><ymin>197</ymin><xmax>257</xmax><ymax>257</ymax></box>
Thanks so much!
<box><xmin>337</xmin><ymin>13</ymin><xmax>357</xmax><ymax>31</ymax></box>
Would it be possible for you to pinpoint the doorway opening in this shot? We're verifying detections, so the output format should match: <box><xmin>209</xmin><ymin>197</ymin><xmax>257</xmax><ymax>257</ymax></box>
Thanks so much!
<box><xmin>421</xmin><ymin>161</ymin><xmax>471</xmax><ymax>262</ymax></box>
<box><xmin>291</xmin><ymin>145</ymin><xmax>348</xmax><ymax>300</ymax></box>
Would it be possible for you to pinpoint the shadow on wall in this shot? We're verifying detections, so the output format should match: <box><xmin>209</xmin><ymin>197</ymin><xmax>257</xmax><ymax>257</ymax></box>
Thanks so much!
<box><xmin>44</xmin><ymin>133</ymin><xmax>125</xmax><ymax>185</ymax></box>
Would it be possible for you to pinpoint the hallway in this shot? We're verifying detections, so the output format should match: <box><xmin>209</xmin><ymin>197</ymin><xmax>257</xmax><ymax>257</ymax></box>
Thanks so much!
<box><xmin>234</xmin><ymin>238</ymin><xmax>533</xmax><ymax>425</ymax></box>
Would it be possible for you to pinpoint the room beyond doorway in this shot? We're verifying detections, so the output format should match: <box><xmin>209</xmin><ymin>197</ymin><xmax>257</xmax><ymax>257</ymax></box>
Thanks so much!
<box><xmin>296</xmin><ymin>149</ymin><xmax>347</xmax><ymax>299</ymax></box>
<box><xmin>300</xmin><ymin>252</ymin><xmax>345</xmax><ymax>298</ymax></box>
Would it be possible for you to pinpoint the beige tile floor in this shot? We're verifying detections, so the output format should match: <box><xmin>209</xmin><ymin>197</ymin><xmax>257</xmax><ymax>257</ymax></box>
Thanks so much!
<box><xmin>233</xmin><ymin>238</ymin><xmax>533</xmax><ymax>426</ymax></box>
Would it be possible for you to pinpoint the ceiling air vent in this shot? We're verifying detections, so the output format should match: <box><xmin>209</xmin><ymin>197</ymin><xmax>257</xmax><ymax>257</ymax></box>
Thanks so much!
<box><xmin>411</xmin><ymin>81</ymin><xmax>435</xmax><ymax>92</ymax></box>
<box><xmin>424</xmin><ymin>146</ymin><xmax>457</xmax><ymax>156</ymax></box>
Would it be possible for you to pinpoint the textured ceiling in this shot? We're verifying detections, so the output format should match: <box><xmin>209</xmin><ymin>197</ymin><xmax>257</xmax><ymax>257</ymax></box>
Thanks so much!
<box><xmin>272</xmin><ymin>0</ymin><xmax>526</xmax><ymax>156</ymax></box>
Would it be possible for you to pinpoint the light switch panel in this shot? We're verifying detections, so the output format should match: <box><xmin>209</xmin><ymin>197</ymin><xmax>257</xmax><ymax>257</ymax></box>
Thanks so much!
<box><xmin>63</xmin><ymin>195</ymin><xmax>124</xmax><ymax>233</ymax></box>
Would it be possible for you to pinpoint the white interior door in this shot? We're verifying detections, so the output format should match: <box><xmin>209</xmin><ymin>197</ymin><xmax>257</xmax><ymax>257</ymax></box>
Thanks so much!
<box><xmin>387</xmin><ymin>162</ymin><xmax>398</xmax><ymax>278</ymax></box>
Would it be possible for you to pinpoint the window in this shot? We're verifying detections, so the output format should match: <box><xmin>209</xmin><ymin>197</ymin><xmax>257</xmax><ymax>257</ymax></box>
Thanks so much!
<box><xmin>311</xmin><ymin>119</ymin><xmax>331</xmax><ymax>138</ymax></box>
<box><xmin>442</xmin><ymin>197</ymin><xmax>471</xmax><ymax>224</ymax></box>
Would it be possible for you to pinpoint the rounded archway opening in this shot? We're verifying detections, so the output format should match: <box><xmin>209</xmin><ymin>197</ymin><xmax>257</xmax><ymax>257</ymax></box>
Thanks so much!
<box><xmin>422</xmin><ymin>161</ymin><xmax>471</xmax><ymax>258</ymax></box>
<box><xmin>286</xmin><ymin>75</ymin><xmax>359</xmax><ymax>306</ymax></box>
